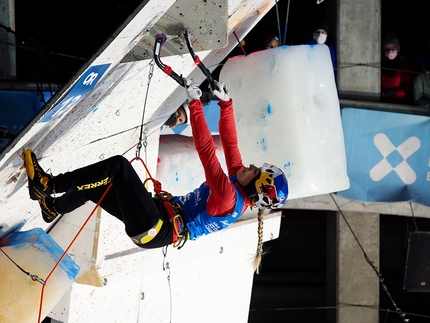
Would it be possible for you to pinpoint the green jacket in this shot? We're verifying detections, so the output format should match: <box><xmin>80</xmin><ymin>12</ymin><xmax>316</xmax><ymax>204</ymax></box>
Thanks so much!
<box><xmin>413</xmin><ymin>72</ymin><xmax>430</xmax><ymax>109</ymax></box>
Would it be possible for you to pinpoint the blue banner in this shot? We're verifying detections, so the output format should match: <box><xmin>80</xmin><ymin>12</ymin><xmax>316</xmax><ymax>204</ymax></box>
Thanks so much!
<box><xmin>41</xmin><ymin>64</ymin><xmax>110</xmax><ymax>122</ymax></box>
<box><xmin>0</xmin><ymin>90</ymin><xmax>53</xmax><ymax>152</ymax></box>
<box><xmin>160</xmin><ymin>100</ymin><xmax>221</xmax><ymax>136</ymax></box>
<box><xmin>337</xmin><ymin>108</ymin><xmax>430</xmax><ymax>207</ymax></box>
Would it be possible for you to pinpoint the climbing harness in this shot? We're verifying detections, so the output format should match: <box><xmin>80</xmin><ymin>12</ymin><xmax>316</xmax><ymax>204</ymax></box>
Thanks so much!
<box><xmin>131</xmin><ymin>156</ymin><xmax>189</xmax><ymax>249</ymax></box>
<box><xmin>155</xmin><ymin>192</ymin><xmax>189</xmax><ymax>249</ymax></box>
<box><xmin>132</xmin><ymin>59</ymin><xmax>189</xmax><ymax>249</ymax></box>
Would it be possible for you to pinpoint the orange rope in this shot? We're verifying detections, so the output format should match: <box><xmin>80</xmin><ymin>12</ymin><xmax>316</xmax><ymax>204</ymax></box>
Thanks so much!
<box><xmin>37</xmin><ymin>156</ymin><xmax>168</xmax><ymax>322</ymax></box>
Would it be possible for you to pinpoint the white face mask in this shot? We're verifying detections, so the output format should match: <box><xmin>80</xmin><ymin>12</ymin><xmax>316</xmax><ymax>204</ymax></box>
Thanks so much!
<box><xmin>313</xmin><ymin>32</ymin><xmax>327</xmax><ymax>44</ymax></box>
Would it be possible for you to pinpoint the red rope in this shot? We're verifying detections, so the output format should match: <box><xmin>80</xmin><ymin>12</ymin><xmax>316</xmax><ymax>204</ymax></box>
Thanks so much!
<box><xmin>37</xmin><ymin>183</ymin><xmax>112</xmax><ymax>323</ymax></box>
<box><xmin>130</xmin><ymin>156</ymin><xmax>169</xmax><ymax>196</ymax></box>
<box><xmin>37</xmin><ymin>156</ymin><xmax>168</xmax><ymax>322</ymax></box>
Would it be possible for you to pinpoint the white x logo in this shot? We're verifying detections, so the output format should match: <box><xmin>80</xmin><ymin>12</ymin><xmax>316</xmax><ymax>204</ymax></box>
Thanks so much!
<box><xmin>370</xmin><ymin>133</ymin><xmax>420</xmax><ymax>184</ymax></box>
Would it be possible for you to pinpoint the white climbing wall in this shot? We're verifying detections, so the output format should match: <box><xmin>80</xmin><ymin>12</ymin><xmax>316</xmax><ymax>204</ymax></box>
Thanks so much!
<box><xmin>0</xmin><ymin>1</ymin><xmax>348</xmax><ymax>322</ymax></box>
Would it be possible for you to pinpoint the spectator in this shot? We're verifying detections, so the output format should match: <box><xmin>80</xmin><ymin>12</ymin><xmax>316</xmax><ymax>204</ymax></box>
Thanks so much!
<box><xmin>261</xmin><ymin>33</ymin><xmax>279</xmax><ymax>49</ymax></box>
<box><xmin>381</xmin><ymin>33</ymin><xmax>414</xmax><ymax>104</ymax></box>
<box><xmin>410</xmin><ymin>34</ymin><xmax>430</xmax><ymax>74</ymax></box>
<box><xmin>309</xmin><ymin>22</ymin><xmax>336</xmax><ymax>72</ymax></box>
<box><xmin>413</xmin><ymin>62</ymin><xmax>430</xmax><ymax>109</ymax></box>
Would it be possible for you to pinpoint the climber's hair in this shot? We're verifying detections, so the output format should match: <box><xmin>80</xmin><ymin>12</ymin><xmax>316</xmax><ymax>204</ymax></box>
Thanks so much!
<box><xmin>253</xmin><ymin>208</ymin><xmax>265</xmax><ymax>274</ymax></box>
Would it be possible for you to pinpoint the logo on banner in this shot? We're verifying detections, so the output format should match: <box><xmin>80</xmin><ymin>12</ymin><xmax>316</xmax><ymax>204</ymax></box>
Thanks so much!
<box><xmin>41</xmin><ymin>64</ymin><xmax>110</xmax><ymax>122</ymax></box>
<box><xmin>370</xmin><ymin>133</ymin><xmax>420</xmax><ymax>184</ymax></box>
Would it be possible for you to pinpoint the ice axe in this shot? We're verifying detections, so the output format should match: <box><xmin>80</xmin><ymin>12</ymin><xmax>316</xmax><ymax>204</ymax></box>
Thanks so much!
<box><xmin>153</xmin><ymin>28</ymin><xmax>219</xmax><ymax>92</ymax></box>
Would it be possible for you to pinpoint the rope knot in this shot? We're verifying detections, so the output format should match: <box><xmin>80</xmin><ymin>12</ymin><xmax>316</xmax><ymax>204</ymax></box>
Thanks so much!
<box><xmin>153</xmin><ymin>180</ymin><xmax>162</xmax><ymax>195</ymax></box>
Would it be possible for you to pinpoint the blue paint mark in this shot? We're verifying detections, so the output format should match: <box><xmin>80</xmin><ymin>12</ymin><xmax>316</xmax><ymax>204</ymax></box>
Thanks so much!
<box><xmin>175</xmin><ymin>171</ymin><xmax>179</xmax><ymax>182</ymax></box>
<box><xmin>92</xmin><ymin>107</ymin><xmax>99</xmax><ymax>113</ymax></box>
<box><xmin>283</xmin><ymin>161</ymin><xmax>293</xmax><ymax>178</ymax></box>
<box><xmin>0</xmin><ymin>228</ymin><xmax>80</xmax><ymax>279</ymax></box>
<box><xmin>266</xmin><ymin>104</ymin><xmax>272</xmax><ymax>115</ymax></box>
<box><xmin>256</xmin><ymin>138</ymin><xmax>267</xmax><ymax>151</ymax></box>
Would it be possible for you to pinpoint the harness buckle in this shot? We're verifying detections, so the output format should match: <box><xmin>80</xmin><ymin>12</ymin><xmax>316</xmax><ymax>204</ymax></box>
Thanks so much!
<box><xmin>159</xmin><ymin>194</ymin><xmax>189</xmax><ymax>249</ymax></box>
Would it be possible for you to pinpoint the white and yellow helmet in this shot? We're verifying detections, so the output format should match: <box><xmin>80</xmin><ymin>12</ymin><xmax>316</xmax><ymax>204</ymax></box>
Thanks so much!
<box><xmin>254</xmin><ymin>163</ymin><xmax>288</xmax><ymax>209</ymax></box>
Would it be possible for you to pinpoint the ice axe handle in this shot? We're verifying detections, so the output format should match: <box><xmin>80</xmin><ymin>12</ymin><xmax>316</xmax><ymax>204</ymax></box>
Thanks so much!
<box><xmin>153</xmin><ymin>34</ymin><xmax>186</xmax><ymax>87</ymax></box>
<box><xmin>183</xmin><ymin>29</ymin><xmax>217</xmax><ymax>90</ymax></box>
<box><xmin>192</xmin><ymin>54</ymin><xmax>217</xmax><ymax>90</ymax></box>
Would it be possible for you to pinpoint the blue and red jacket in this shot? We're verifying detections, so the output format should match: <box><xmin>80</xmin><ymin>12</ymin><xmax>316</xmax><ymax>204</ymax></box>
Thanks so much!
<box><xmin>173</xmin><ymin>99</ymin><xmax>251</xmax><ymax>240</ymax></box>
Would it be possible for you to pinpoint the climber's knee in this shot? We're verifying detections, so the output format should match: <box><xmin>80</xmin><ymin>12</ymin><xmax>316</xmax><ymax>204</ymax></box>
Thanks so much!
<box><xmin>130</xmin><ymin>218</ymin><xmax>164</xmax><ymax>247</ymax></box>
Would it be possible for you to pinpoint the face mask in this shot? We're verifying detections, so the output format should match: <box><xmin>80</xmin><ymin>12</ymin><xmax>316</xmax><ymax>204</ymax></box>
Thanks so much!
<box><xmin>313</xmin><ymin>32</ymin><xmax>327</xmax><ymax>44</ymax></box>
<box><xmin>385</xmin><ymin>49</ymin><xmax>398</xmax><ymax>60</ymax></box>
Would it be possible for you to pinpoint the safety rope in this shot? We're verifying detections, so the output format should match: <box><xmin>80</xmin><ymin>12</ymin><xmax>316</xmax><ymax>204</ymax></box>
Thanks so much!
<box><xmin>330</xmin><ymin>193</ymin><xmax>409</xmax><ymax>322</ymax></box>
<box><xmin>37</xmin><ymin>56</ymin><xmax>158</xmax><ymax>323</ymax></box>
<box><xmin>274</xmin><ymin>0</ymin><xmax>282</xmax><ymax>46</ymax></box>
<box><xmin>1</xmin><ymin>27</ymin><xmax>203</xmax><ymax>323</ymax></box>
<box><xmin>37</xmin><ymin>183</ymin><xmax>113</xmax><ymax>323</ymax></box>
<box><xmin>35</xmin><ymin>29</ymin><xmax>211</xmax><ymax>322</ymax></box>
<box><xmin>279</xmin><ymin>0</ymin><xmax>324</xmax><ymax>46</ymax></box>
<box><xmin>131</xmin><ymin>58</ymin><xmax>176</xmax><ymax>321</ymax></box>
<box><xmin>129</xmin><ymin>154</ymin><xmax>177</xmax><ymax>323</ymax></box>
<box><xmin>282</xmin><ymin>0</ymin><xmax>291</xmax><ymax>46</ymax></box>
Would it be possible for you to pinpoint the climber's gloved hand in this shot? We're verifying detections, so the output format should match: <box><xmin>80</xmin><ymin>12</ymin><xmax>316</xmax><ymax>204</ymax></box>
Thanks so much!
<box><xmin>185</xmin><ymin>78</ymin><xmax>202</xmax><ymax>101</ymax></box>
<box><xmin>209</xmin><ymin>80</ymin><xmax>230</xmax><ymax>102</ymax></box>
